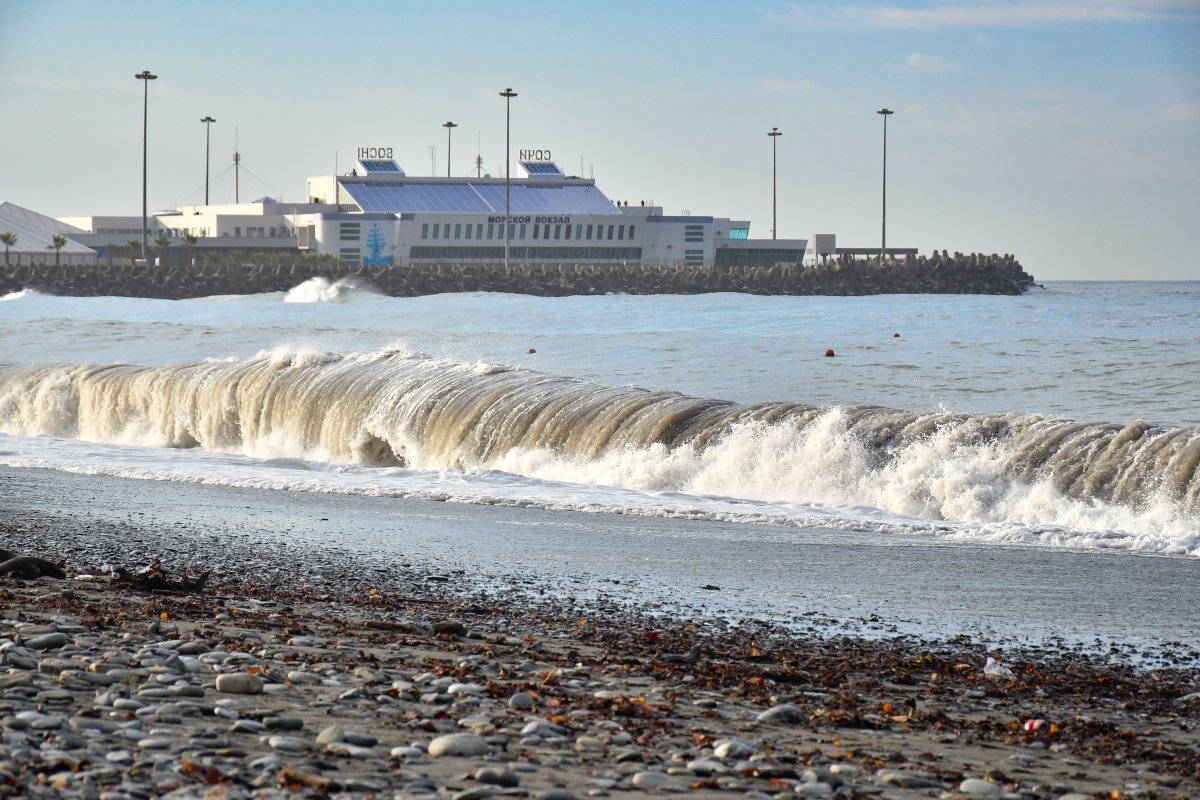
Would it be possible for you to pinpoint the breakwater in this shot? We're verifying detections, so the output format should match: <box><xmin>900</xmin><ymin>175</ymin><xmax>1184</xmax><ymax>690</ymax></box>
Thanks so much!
<box><xmin>0</xmin><ymin>251</ymin><xmax>1035</xmax><ymax>298</ymax></box>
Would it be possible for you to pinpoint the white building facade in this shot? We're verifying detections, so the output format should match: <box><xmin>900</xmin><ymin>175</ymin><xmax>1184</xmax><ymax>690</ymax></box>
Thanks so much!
<box><xmin>60</xmin><ymin>157</ymin><xmax>808</xmax><ymax>268</ymax></box>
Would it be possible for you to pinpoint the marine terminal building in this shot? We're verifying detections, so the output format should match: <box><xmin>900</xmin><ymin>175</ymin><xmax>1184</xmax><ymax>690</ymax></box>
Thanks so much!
<box><xmin>61</xmin><ymin>157</ymin><xmax>816</xmax><ymax>268</ymax></box>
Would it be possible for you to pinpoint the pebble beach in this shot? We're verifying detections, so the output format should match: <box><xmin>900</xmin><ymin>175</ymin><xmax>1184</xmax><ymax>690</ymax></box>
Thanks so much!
<box><xmin>3</xmin><ymin>504</ymin><xmax>1198</xmax><ymax>800</ymax></box>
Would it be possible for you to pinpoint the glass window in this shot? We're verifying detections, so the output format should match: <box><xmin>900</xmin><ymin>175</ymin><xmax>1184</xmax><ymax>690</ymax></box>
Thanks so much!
<box><xmin>586</xmin><ymin>224</ymin><xmax>593</xmax><ymax>240</ymax></box>
<box><xmin>432</xmin><ymin>224</ymin><xmax>440</xmax><ymax>240</ymax></box>
<box><xmin>554</xmin><ymin>225</ymin><xmax>561</xmax><ymax>240</ymax></box>
<box><xmin>575</xmin><ymin>224</ymin><xmax>582</xmax><ymax>240</ymax></box>
<box><xmin>235</xmin><ymin>227</ymin><xmax>241</xmax><ymax>237</ymax></box>
<box><xmin>443</xmin><ymin>224</ymin><xmax>450</xmax><ymax>239</ymax></box>
<box><xmin>533</xmin><ymin>223</ymin><xmax>540</xmax><ymax>239</ymax></box>
<box><xmin>542</xmin><ymin>224</ymin><xmax>550</xmax><ymax>240</ymax></box>
<box><xmin>629</xmin><ymin>225</ymin><xmax>635</xmax><ymax>239</ymax></box>
<box><xmin>454</xmin><ymin>223</ymin><xmax>462</xmax><ymax>239</ymax></box>
<box><xmin>421</xmin><ymin>223</ymin><xmax>429</xmax><ymax>239</ymax></box>
<box><xmin>519</xmin><ymin>224</ymin><xmax>527</xmax><ymax>239</ymax></box>
<box><xmin>617</xmin><ymin>225</ymin><xmax>624</xmax><ymax>240</ymax></box>
<box><xmin>564</xmin><ymin>224</ymin><xmax>571</xmax><ymax>240</ymax></box>
<box><xmin>487</xmin><ymin>223</ymin><xmax>494</xmax><ymax>239</ymax></box>
<box><xmin>476</xmin><ymin>224</ymin><xmax>483</xmax><ymax>239</ymax></box>
<box><xmin>465</xmin><ymin>223</ymin><xmax>472</xmax><ymax>240</ymax></box>
<box><xmin>607</xmin><ymin>225</ymin><xmax>614</xmax><ymax>240</ymax></box>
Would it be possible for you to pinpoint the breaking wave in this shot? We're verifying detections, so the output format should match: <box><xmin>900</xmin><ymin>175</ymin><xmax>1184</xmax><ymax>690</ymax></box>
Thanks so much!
<box><xmin>0</xmin><ymin>349</ymin><xmax>1196</xmax><ymax>553</ymax></box>
<box><xmin>283</xmin><ymin>276</ymin><xmax>382</xmax><ymax>304</ymax></box>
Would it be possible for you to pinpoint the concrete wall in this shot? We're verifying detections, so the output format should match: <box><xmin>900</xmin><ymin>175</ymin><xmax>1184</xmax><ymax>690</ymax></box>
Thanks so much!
<box><xmin>0</xmin><ymin>252</ymin><xmax>1037</xmax><ymax>299</ymax></box>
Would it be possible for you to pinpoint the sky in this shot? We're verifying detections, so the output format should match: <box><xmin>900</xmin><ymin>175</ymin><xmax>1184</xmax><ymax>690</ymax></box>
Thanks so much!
<box><xmin>1</xmin><ymin>0</ymin><xmax>1198</xmax><ymax>280</ymax></box>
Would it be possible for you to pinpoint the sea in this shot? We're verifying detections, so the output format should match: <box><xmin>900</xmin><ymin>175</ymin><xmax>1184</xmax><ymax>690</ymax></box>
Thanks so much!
<box><xmin>1</xmin><ymin>279</ymin><xmax>1198</xmax><ymax>652</ymax></box>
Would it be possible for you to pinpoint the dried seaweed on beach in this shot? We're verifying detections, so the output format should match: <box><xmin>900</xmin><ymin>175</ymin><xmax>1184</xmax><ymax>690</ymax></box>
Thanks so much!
<box><xmin>113</xmin><ymin>559</ymin><xmax>211</xmax><ymax>593</ymax></box>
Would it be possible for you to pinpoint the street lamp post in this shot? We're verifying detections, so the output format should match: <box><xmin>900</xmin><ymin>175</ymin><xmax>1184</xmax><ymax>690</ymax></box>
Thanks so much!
<box><xmin>201</xmin><ymin>116</ymin><xmax>216</xmax><ymax>205</ymax></box>
<box><xmin>877</xmin><ymin>108</ymin><xmax>894</xmax><ymax>262</ymax></box>
<box><xmin>442</xmin><ymin>121</ymin><xmax>457</xmax><ymax>178</ymax></box>
<box><xmin>768</xmin><ymin>127</ymin><xmax>782</xmax><ymax>240</ymax></box>
<box><xmin>135</xmin><ymin>69</ymin><xmax>157</xmax><ymax>266</ymax></box>
<box><xmin>499</xmin><ymin>88</ymin><xmax>517</xmax><ymax>270</ymax></box>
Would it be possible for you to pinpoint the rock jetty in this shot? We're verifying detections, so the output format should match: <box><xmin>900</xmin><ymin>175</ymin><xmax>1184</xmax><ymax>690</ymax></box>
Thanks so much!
<box><xmin>0</xmin><ymin>251</ymin><xmax>1036</xmax><ymax>299</ymax></box>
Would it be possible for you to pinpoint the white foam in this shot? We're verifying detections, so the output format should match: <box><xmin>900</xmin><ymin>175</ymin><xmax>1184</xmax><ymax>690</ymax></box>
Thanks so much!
<box><xmin>284</xmin><ymin>277</ymin><xmax>377</xmax><ymax>304</ymax></box>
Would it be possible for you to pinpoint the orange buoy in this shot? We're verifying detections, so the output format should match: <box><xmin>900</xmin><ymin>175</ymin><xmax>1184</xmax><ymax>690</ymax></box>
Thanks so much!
<box><xmin>527</xmin><ymin>348</ymin><xmax>537</xmax><ymax>354</ymax></box>
<box><xmin>824</xmin><ymin>348</ymin><xmax>835</xmax><ymax>358</ymax></box>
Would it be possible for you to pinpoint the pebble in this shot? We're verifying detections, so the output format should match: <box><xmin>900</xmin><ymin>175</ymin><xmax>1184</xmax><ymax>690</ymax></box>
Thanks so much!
<box><xmin>428</xmin><ymin>732</ymin><xmax>489</xmax><ymax>757</ymax></box>
<box><xmin>631</xmin><ymin>771</ymin><xmax>684</xmax><ymax>792</ymax></box>
<box><xmin>476</xmin><ymin>766</ymin><xmax>520</xmax><ymax>787</ymax></box>
<box><xmin>755</xmin><ymin>703</ymin><xmax>805</xmax><ymax>724</ymax></box>
<box><xmin>0</xmin><ymin>574</ymin><xmax>1184</xmax><ymax>800</ymax></box>
<box><xmin>959</xmin><ymin>777</ymin><xmax>1002</xmax><ymax>797</ymax></box>
<box><xmin>509</xmin><ymin>691</ymin><xmax>535</xmax><ymax>709</ymax></box>
<box><xmin>712</xmin><ymin>737</ymin><xmax>758</xmax><ymax>758</ymax></box>
<box><xmin>215</xmin><ymin>672</ymin><xmax>263</xmax><ymax>694</ymax></box>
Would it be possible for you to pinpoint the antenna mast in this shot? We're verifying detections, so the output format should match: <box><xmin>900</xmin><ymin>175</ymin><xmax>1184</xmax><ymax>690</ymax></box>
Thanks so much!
<box><xmin>234</xmin><ymin>127</ymin><xmax>241</xmax><ymax>203</ymax></box>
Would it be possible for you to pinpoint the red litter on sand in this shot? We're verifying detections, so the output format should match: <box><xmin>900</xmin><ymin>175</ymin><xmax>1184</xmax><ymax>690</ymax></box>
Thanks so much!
<box><xmin>1022</xmin><ymin>719</ymin><xmax>1048</xmax><ymax>732</ymax></box>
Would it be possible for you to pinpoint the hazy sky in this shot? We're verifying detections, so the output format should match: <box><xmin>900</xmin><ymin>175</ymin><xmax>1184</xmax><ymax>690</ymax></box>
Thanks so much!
<box><xmin>1</xmin><ymin>0</ymin><xmax>1197</xmax><ymax>279</ymax></box>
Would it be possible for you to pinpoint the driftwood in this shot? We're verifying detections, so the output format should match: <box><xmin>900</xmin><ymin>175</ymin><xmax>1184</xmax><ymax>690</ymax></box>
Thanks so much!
<box><xmin>114</xmin><ymin>560</ymin><xmax>211</xmax><ymax>593</ymax></box>
<box><xmin>0</xmin><ymin>555</ymin><xmax>67</xmax><ymax>579</ymax></box>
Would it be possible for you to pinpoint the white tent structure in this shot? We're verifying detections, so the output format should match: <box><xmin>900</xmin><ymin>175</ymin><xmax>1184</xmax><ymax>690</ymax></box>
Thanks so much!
<box><xmin>0</xmin><ymin>202</ymin><xmax>96</xmax><ymax>266</ymax></box>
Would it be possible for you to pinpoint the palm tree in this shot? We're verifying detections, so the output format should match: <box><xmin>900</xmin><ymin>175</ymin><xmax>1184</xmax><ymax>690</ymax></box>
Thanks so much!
<box><xmin>153</xmin><ymin>235</ymin><xmax>171</xmax><ymax>266</ymax></box>
<box><xmin>47</xmin><ymin>234</ymin><xmax>67</xmax><ymax>266</ymax></box>
<box><xmin>183</xmin><ymin>232</ymin><xmax>198</xmax><ymax>266</ymax></box>
<box><xmin>0</xmin><ymin>231</ymin><xmax>15</xmax><ymax>266</ymax></box>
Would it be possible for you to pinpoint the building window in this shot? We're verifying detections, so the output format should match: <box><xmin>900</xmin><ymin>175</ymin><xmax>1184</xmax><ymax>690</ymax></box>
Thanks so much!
<box><xmin>339</xmin><ymin>247</ymin><xmax>361</xmax><ymax>262</ymax></box>
<box><xmin>575</xmin><ymin>224</ymin><xmax>582</xmax><ymax>240</ymax></box>
<box><xmin>453</xmin><ymin>223</ymin><xmax>462</xmax><ymax>239</ymax></box>
<box><xmin>586</xmin><ymin>224</ymin><xmax>593</xmax><ymax>240</ymax></box>
<box><xmin>465</xmin><ymin>224</ymin><xmax>472</xmax><ymax>240</ymax></box>
<box><xmin>443</xmin><ymin>224</ymin><xmax>450</xmax><ymax>239</ymax></box>
<box><xmin>235</xmin><ymin>227</ymin><xmax>241</xmax><ymax>237</ymax></box>
<box><xmin>533</xmin><ymin>224</ymin><xmax>540</xmax><ymax>239</ymax></box>
<box><xmin>487</xmin><ymin>223</ymin><xmax>494</xmax><ymax>239</ymax></box>
<box><xmin>617</xmin><ymin>225</ymin><xmax>624</xmax><ymax>240</ymax></box>
<box><xmin>476</xmin><ymin>224</ymin><xmax>483</xmax><ymax>239</ymax></box>
<box><xmin>629</xmin><ymin>225</ymin><xmax>635</xmax><ymax>239</ymax></box>
<box><xmin>519</xmin><ymin>223</ymin><xmax>527</xmax><ymax>239</ymax></box>
<box><xmin>340</xmin><ymin>222</ymin><xmax>361</xmax><ymax>241</ymax></box>
<box><xmin>552</xmin><ymin>224</ymin><xmax>560</xmax><ymax>240</ymax></box>
<box><xmin>421</xmin><ymin>223</ymin><xmax>429</xmax><ymax>239</ymax></box>
<box><xmin>542</xmin><ymin>224</ymin><xmax>550</xmax><ymax>240</ymax></box>
<box><xmin>564</xmin><ymin>225</ymin><xmax>571</xmax><ymax>240</ymax></box>
<box><xmin>432</xmin><ymin>224</ymin><xmax>440</xmax><ymax>240</ymax></box>
<box><xmin>729</xmin><ymin>228</ymin><xmax>749</xmax><ymax>239</ymax></box>
<box><xmin>607</xmin><ymin>225</ymin><xmax>614</xmax><ymax>240</ymax></box>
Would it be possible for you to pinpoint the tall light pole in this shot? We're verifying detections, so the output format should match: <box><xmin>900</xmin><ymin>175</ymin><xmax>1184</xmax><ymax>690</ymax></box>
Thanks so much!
<box><xmin>499</xmin><ymin>88</ymin><xmax>517</xmax><ymax>270</ymax></box>
<box><xmin>135</xmin><ymin>69</ymin><xmax>157</xmax><ymax>266</ymax></box>
<box><xmin>877</xmin><ymin>108</ymin><xmax>894</xmax><ymax>261</ymax></box>
<box><xmin>442</xmin><ymin>121</ymin><xmax>457</xmax><ymax>178</ymax></box>
<box><xmin>768</xmin><ymin>127</ymin><xmax>782</xmax><ymax>240</ymax></box>
<box><xmin>200</xmin><ymin>116</ymin><xmax>216</xmax><ymax>205</ymax></box>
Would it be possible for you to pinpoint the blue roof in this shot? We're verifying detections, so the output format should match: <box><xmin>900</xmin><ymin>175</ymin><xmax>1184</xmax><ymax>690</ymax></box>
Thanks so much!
<box><xmin>358</xmin><ymin>159</ymin><xmax>401</xmax><ymax>173</ymax></box>
<box><xmin>340</xmin><ymin>180</ymin><xmax>621</xmax><ymax>215</ymax></box>
<box><xmin>520</xmin><ymin>160</ymin><xmax>562</xmax><ymax>175</ymax></box>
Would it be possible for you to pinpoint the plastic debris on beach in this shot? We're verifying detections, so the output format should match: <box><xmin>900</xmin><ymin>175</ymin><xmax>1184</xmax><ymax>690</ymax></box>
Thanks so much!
<box><xmin>983</xmin><ymin>656</ymin><xmax>1017</xmax><ymax>679</ymax></box>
